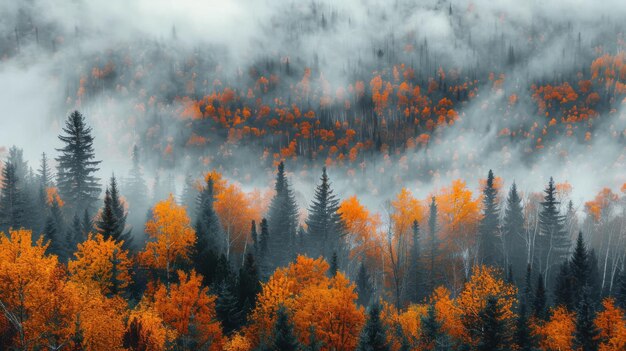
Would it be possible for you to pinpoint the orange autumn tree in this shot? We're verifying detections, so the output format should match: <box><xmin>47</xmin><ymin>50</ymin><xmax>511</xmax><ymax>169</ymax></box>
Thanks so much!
<box><xmin>594</xmin><ymin>298</ymin><xmax>626</xmax><ymax>351</ymax></box>
<box><xmin>339</xmin><ymin>195</ymin><xmax>383</xmax><ymax>268</ymax></box>
<box><xmin>246</xmin><ymin>256</ymin><xmax>365</xmax><ymax>351</ymax></box>
<box><xmin>68</xmin><ymin>233</ymin><xmax>132</xmax><ymax>296</ymax></box>
<box><xmin>435</xmin><ymin>179</ymin><xmax>481</xmax><ymax>281</ymax></box>
<box><xmin>214</xmin><ymin>183</ymin><xmax>256</xmax><ymax>259</ymax></box>
<box><xmin>152</xmin><ymin>270</ymin><xmax>223</xmax><ymax>350</ymax></box>
<box><xmin>536</xmin><ymin>306</ymin><xmax>575</xmax><ymax>351</ymax></box>
<box><xmin>139</xmin><ymin>195</ymin><xmax>196</xmax><ymax>285</ymax></box>
<box><xmin>0</xmin><ymin>229</ymin><xmax>67</xmax><ymax>349</ymax></box>
<box><xmin>127</xmin><ymin>304</ymin><xmax>176</xmax><ymax>351</ymax></box>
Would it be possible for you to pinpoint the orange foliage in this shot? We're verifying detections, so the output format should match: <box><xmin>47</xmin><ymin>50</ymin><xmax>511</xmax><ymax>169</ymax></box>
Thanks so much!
<box><xmin>536</xmin><ymin>306</ymin><xmax>575</xmax><ymax>351</ymax></box>
<box><xmin>595</xmin><ymin>298</ymin><xmax>626</xmax><ymax>351</ymax></box>
<box><xmin>585</xmin><ymin>188</ymin><xmax>619</xmax><ymax>222</ymax></box>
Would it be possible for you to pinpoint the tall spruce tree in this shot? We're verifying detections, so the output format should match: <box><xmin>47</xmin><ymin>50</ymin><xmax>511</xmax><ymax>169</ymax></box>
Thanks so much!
<box><xmin>573</xmin><ymin>287</ymin><xmax>599</xmax><ymax>351</ymax></box>
<box><xmin>502</xmin><ymin>183</ymin><xmax>526</xmax><ymax>280</ymax></box>
<box><xmin>538</xmin><ymin>177</ymin><xmax>569</xmax><ymax>282</ymax></box>
<box><xmin>305</xmin><ymin>167</ymin><xmax>345</xmax><ymax>261</ymax></box>
<box><xmin>267</xmin><ymin>161</ymin><xmax>299</xmax><ymax>270</ymax></box>
<box><xmin>96</xmin><ymin>176</ymin><xmax>132</xmax><ymax>249</ymax></box>
<box><xmin>478</xmin><ymin>170</ymin><xmax>501</xmax><ymax>267</ymax></box>
<box><xmin>271</xmin><ymin>305</ymin><xmax>300</xmax><ymax>351</ymax></box>
<box><xmin>533</xmin><ymin>275</ymin><xmax>547</xmax><ymax>320</ymax></box>
<box><xmin>126</xmin><ymin>145</ymin><xmax>148</xmax><ymax>222</ymax></box>
<box><xmin>515</xmin><ymin>302</ymin><xmax>536</xmax><ymax>351</ymax></box>
<box><xmin>477</xmin><ymin>296</ymin><xmax>508</xmax><ymax>351</ymax></box>
<box><xmin>215</xmin><ymin>280</ymin><xmax>244</xmax><ymax>335</ymax></box>
<box><xmin>258</xmin><ymin>217</ymin><xmax>271</xmax><ymax>280</ymax></box>
<box><xmin>43</xmin><ymin>197</ymin><xmax>67</xmax><ymax>261</ymax></box>
<box><xmin>357</xmin><ymin>262</ymin><xmax>373</xmax><ymax>306</ymax></box>
<box><xmin>237</xmin><ymin>252</ymin><xmax>261</xmax><ymax>320</ymax></box>
<box><xmin>36</xmin><ymin>152</ymin><xmax>53</xmax><ymax>231</ymax></box>
<box><xmin>427</xmin><ymin>197</ymin><xmax>439</xmax><ymax>295</ymax></box>
<box><xmin>554</xmin><ymin>261</ymin><xmax>574</xmax><ymax>309</ymax></box>
<box><xmin>55</xmin><ymin>111</ymin><xmax>102</xmax><ymax>214</ymax></box>
<box><xmin>357</xmin><ymin>303</ymin><xmax>390</xmax><ymax>351</ymax></box>
<box><xmin>406</xmin><ymin>220</ymin><xmax>423</xmax><ymax>303</ymax></box>
<box><xmin>193</xmin><ymin>176</ymin><xmax>222</xmax><ymax>286</ymax></box>
<box><xmin>250</xmin><ymin>220</ymin><xmax>259</xmax><ymax>253</ymax></box>
<box><xmin>420</xmin><ymin>304</ymin><xmax>450</xmax><ymax>351</ymax></box>
<box><xmin>0</xmin><ymin>162</ymin><xmax>26</xmax><ymax>232</ymax></box>
<box><xmin>570</xmin><ymin>231</ymin><xmax>591</xmax><ymax>305</ymax></box>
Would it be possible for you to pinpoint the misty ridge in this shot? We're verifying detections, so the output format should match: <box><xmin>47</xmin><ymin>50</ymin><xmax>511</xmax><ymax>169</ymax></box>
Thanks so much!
<box><xmin>0</xmin><ymin>0</ymin><xmax>625</xmax><ymax>350</ymax></box>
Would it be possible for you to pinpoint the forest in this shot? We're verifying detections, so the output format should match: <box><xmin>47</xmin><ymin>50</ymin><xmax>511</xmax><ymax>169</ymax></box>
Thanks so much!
<box><xmin>1</xmin><ymin>0</ymin><xmax>626</xmax><ymax>350</ymax></box>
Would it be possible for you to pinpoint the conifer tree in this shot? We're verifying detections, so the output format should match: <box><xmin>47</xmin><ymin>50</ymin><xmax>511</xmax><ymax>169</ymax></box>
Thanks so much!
<box><xmin>357</xmin><ymin>303</ymin><xmax>390</xmax><ymax>351</ymax></box>
<box><xmin>357</xmin><ymin>262</ymin><xmax>373</xmax><ymax>306</ymax></box>
<box><xmin>237</xmin><ymin>252</ymin><xmax>261</xmax><ymax>320</ymax></box>
<box><xmin>305</xmin><ymin>167</ymin><xmax>344</xmax><ymax>261</ymax></box>
<box><xmin>573</xmin><ymin>287</ymin><xmax>599</xmax><ymax>351</ymax></box>
<box><xmin>533</xmin><ymin>275</ymin><xmax>547</xmax><ymax>320</ymax></box>
<box><xmin>126</xmin><ymin>145</ymin><xmax>148</xmax><ymax>220</ymax></box>
<box><xmin>538</xmin><ymin>177</ymin><xmax>569</xmax><ymax>281</ymax></box>
<box><xmin>0</xmin><ymin>162</ymin><xmax>26</xmax><ymax>232</ymax></box>
<box><xmin>478</xmin><ymin>170</ymin><xmax>501</xmax><ymax>267</ymax></box>
<box><xmin>502</xmin><ymin>183</ymin><xmax>525</xmax><ymax>279</ymax></box>
<box><xmin>81</xmin><ymin>209</ymin><xmax>93</xmax><ymax>236</ymax></box>
<box><xmin>250</xmin><ymin>220</ymin><xmax>259</xmax><ymax>253</ymax></box>
<box><xmin>180</xmin><ymin>174</ymin><xmax>197</xmax><ymax>216</ymax></box>
<box><xmin>406</xmin><ymin>219</ymin><xmax>422</xmax><ymax>303</ymax></box>
<box><xmin>554</xmin><ymin>261</ymin><xmax>574</xmax><ymax>310</ymax></box>
<box><xmin>215</xmin><ymin>281</ymin><xmax>243</xmax><ymax>335</ymax></box>
<box><xmin>96</xmin><ymin>176</ymin><xmax>132</xmax><ymax>249</ymax></box>
<box><xmin>304</xmin><ymin>325</ymin><xmax>323</xmax><ymax>351</ymax></box>
<box><xmin>55</xmin><ymin>111</ymin><xmax>101</xmax><ymax>214</ymax></box>
<box><xmin>271</xmin><ymin>305</ymin><xmax>300</xmax><ymax>351</ymax></box>
<box><xmin>267</xmin><ymin>161</ymin><xmax>299</xmax><ymax>270</ymax></box>
<box><xmin>616</xmin><ymin>269</ymin><xmax>626</xmax><ymax>309</ymax></box>
<box><xmin>43</xmin><ymin>197</ymin><xmax>67</xmax><ymax>260</ymax></box>
<box><xmin>427</xmin><ymin>197</ymin><xmax>439</xmax><ymax>294</ymax></box>
<box><xmin>570</xmin><ymin>232</ymin><xmax>590</xmax><ymax>304</ymax></box>
<box><xmin>66</xmin><ymin>213</ymin><xmax>83</xmax><ymax>253</ymax></box>
<box><xmin>193</xmin><ymin>176</ymin><xmax>222</xmax><ymax>285</ymax></box>
<box><xmin>329</xmin><ymin>251</ymin><xmax>338</xmax><ymax>277</ymax></box>
<box><xmin>477</xmin><ymin>296</ymin><xmax>508</xmax><ymax>351</ymax></box>
<box><xmin>420</xmin><ymin>304</ymin><xmax>450</xmax><ymax>351</ymax></box>
<box><xmin>515</xmin><ymin>302</ymin><xmax>536</xmax><ymax>351</ymax></box>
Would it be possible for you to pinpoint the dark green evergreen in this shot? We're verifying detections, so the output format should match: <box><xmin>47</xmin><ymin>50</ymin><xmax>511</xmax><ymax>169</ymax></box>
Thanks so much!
<box><xmin>554</xmin><ymin>261</ymin><xmax>574</xmax><ymax>309</ymax></box>
<box><xmin>406</xmin><ymin>219</ymin><xmax>423</xmax><ymax>303</ymax></box>
<box><xmin>533</xmin><ymin>275</ymin><xmax>547</xmax><ymax>320</ymax></box>
<box><xmin>305</xmin><ymin>167</ymin><xmax>345</xmax><ymax>262</ymax></box>
<box><xmin>420</xmin><ymin>304</ymin><xmax>450</xmax><ymax>351</ymax></box>
<box><xmin>356</xmin><ymin>262</ymin><xmax>373</xmax><ymax>306</ymax></box>
<box><xmin>270</xmin><ymin>305</ymin><xmax>300</xmax><ymax>351</ymax></box>
<box><xmin>0</xmin><ymin>162</ymin><xmax>26</xmax><ymax>232</ymax></box>
<box><xmin>55</xmin><ymin>111</ymin><xmax>102</xmax><ymax>214</ymax></box>
<box><xmin>573</xmin><ymin>287</ymin><xmax>599</xmax><ymax>351</ymax></box>
<box><xmin>427</xmin><ymin>196</ymin><xmax>439</xmax><ymax>294</ymax></box>
<box><xmin>238</xmin><ymin>252</ymin><xmax>261</xmax><ymax>320</ymax></box>
<box><xmin>96</xmin><ymin>176</ymin><xmax>132</xmax><ymax>249</ymax></box>
<box><xmin>503</xmin><ymin>183</ymin><xmax>525</xmax><ymax>280</ymax></box>
<box><xmin>538</xmin><ymin>177</ymin><xmax>569</xmax><ymax>281</ymax></box>
<box><xmin>215</xmin><ymin>281</ymin><xmax>244</xmax><ymax>335</ymax></box>
<box><xmin>478</xmin><ymin>170</ymin><xmax>500</xmax><ymax>267</ymax></box>
<box><xmin>357</xmin><ymin>303</ymin><xmax>390</xmax><ymax>351</ymax></box>
<box><xmin>515</xmin><ymin>302</ymin><xmax>536</xmax><ymax>351</ymax></box>
<box><xmin>193</xmin><ymin>176</ymin><xmax>223</xmax><ymax>286</ymax></box>
<box><xmin>267</xmin><ymin>161</ymin><xmax>299</xmax><ymax>270</ymax></box>
<box><xmin>477</xmin><ymin>296</ymin><xmax>508</xmax><ymax>351</ymax></box>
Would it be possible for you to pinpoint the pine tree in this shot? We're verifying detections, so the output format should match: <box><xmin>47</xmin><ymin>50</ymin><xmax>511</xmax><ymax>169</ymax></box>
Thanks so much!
<box><xmin>420</xmin><ymin>304</ymin><xmax>450</xmax><ymax>351</ymax></box>
<box><xmin>180</xmin><ymin>174</ymin><xmax>197</xmax><ymax>216</ymax></box>
<box><xmin>250</xmin><ymin>220</ymin><xmax>259</xmax><ymax>253</ymax></box>
<box><xmin>258</xmin><ymin>217</ymin><xmax>271</xmax><ymax>280</ymax></box>
<box><xmin>35</xmin><ymin>152</ymin><xmax>53</xmax><ymax>231</ymax></box>
<box><xmin>357</xmin><ymin>303</ymin><xmax>390</xmax><ymax>351</ymax></box>
<box><xmin>478</xmin><ymin>170</ymin><xmax>501</xmax><ymax>267</ymax></box>
<box><xmin>66</xmin><ymin>213</ymin><xmax>83</xmax><ymax>254</ymax></box>
<box><xmin>43</xmin><ymin>197</ymin><xmax>67</xmax><ymax>261</ymax></box>
<box><xmin>515</xmin><ymin>302</ymin><xmax>535</xmax><ymax>351</ymax></box>
<box><xmin>305</xmin><ymin>167</ymin><xmax>344</xmax><ymax>261</ymax></box>
<box><xmin>267</xmin><ymin>162</ymin><xmax>299</xmax><ymax>270</ymax></box>
<box><xmin>126</xmin><ymin>145</ymin><xmax>148</xmax><ymax>225</ymax></box>
<box><xmin>570</xmin><ymin>232</ymin><xmax>590</xmax><ymax>305</ymax></box>
<box><xmin>55</xmin><ymin>111</ymin><xmax>102</xmax><ymax>213</ymax></box>
<box><xmin>477</xmin><ymin>296</ymin><xmax>508</xmax><ymax>351</ymax></box>
<box><xmin>215</xmin><ymin>281</ymin><xmax>244</xmax><ymax>335</ymax></box>
<box><xmin>503</xmin><ymin>183</ymin><xmax>525</xmax><ymax>280</ymax></box>
<box><xmin>193</xmin><ymin>176</ymin><xmax>223</xmax><ymax>286</ymax></box>
<box><xmin>0</xmin><ymin>162</ymin><xmax>26</xmax><ymax>232</ymax></box>
<box><xmin>357</xmin><ymin>262</ymin><xmax>373</xmax><ymax>306</ymax></box>
<box><xmin>96</xmin><ymin>176</ymin><xmax>132</xmax><ymax>249</ymax></box>
<box><xmin>238</xmin><ymin>253</ymin><xmax>261</xmax><ymax>320</ymax></box>
<box><xmin>554</xmin><ymin>261</ymin><xmax>574</xmax><ymax>310</ymax></box>
<box><xmin>81</xmin><ymin>209</ymin><xmax>93</xmax><ymax>237</ymax></box>
<box><xmin>271</xmin><ymin>305</ymin><xmax>300</xmax><ymax>351</ymax></box>
<box><xmin>616</xmin><ymin>269</ymin><xmax>626</xmax><ymax>309</ymax></box>
<box><xmin>38</xmin><ymin>152</ymin><xmax>53</xmax><ymax>188</ymax></box>
<box><xmin>406</xmin><ymin>220</ymin><xmax>422</xmax><ymax>303</ymax></box>
<box><xmin>533</xmin><ymin>275</ymin><xmax>547</xmax><ymax>320</ymax></box>
<box><xmin>427</xmin><ymin>197</ymin><xmax>439</xmax><ymax>294</ymax></box>
<box><xmin>573</xmin><ymin>287</ymin><xmax>599</xmax><ymax>351</ymax></box>
<box><xmin>538</xmin><ymin>177</ymin><xmax>569</xmax><ymax>281</ymax></box>
<box><xmin>329</xmin><ymin>251</ymin><xmax>338</xmax><ymax>277</ymax></box>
